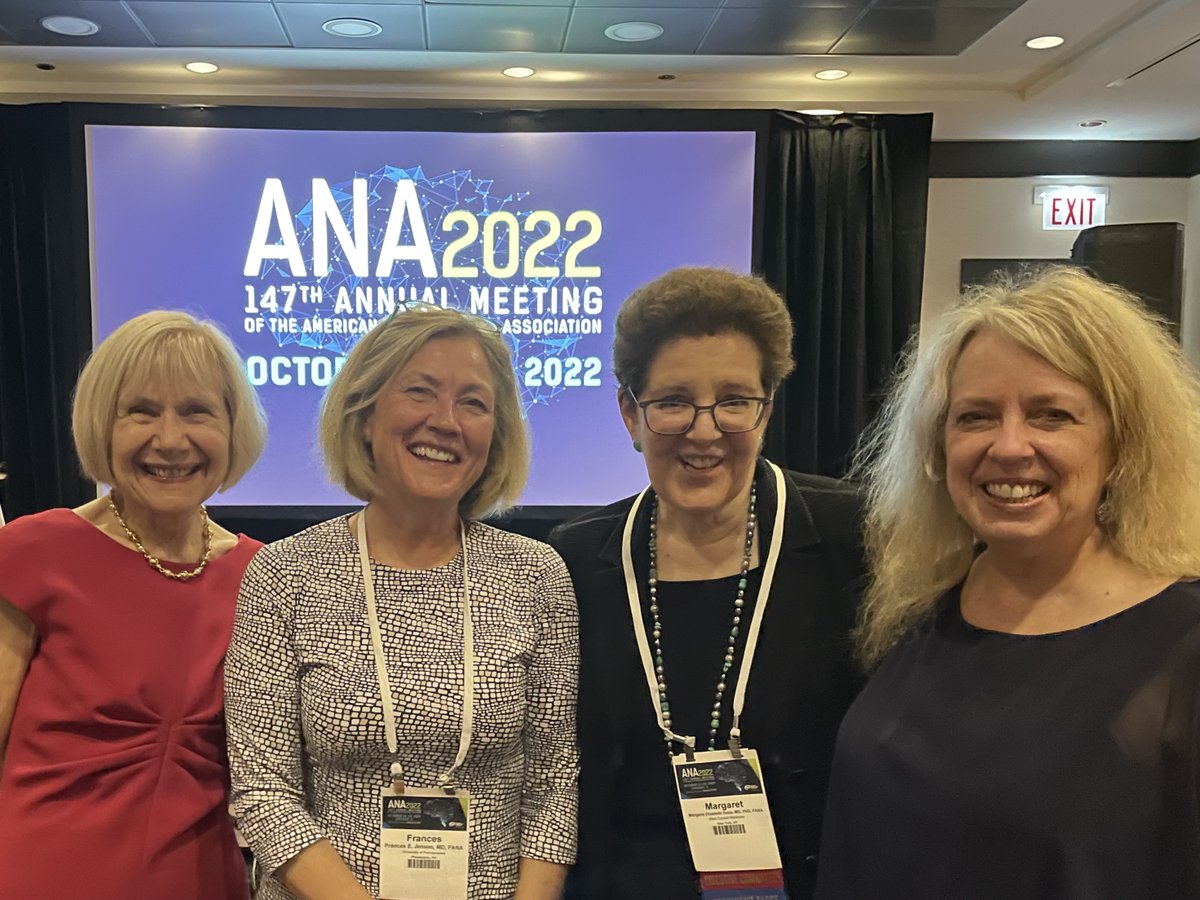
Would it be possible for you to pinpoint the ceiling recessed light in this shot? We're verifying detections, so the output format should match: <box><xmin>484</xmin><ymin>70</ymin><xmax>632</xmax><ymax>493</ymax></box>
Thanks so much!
<box><xmin>185</xmin><ymin>62</ymin><xmax>219</xmax><ymax>75</ymax></box>
<box><xmin>503</xmin><ymin>66</ymin><xmax>536</xmax><ymax>79</ymax></box>
<box><xmin>322</xmin><ymin>18</ymin><xmax>383</xmax><ymax>38</ymax></box>
<box><xmin>40</xmin><ymin>15</ymin><xmax>100</xmax><ymax>37</ymax></box>
<box><xmin>814</xmin><ymin>69</ymin><xmax>849</xmax><ymax>81</ymax></box>
<box><xmin>604</xmin><ymin>22</ymin><xmax>664</xmax><ymax>43</ymax></box>
<box><xmin>1079</xmin><ymin>119</ymin><xmax>1107</xmax><ymax>128</ymax></box>
<box><xmin>1026</xmin><ymin>35</ymin><xmax>1065</xmax><ymax>50</ymax></box>
<box><xmin>798</xmin><ymin>108</ymin><xmax>843</xmax><ymax>116</ymax></box>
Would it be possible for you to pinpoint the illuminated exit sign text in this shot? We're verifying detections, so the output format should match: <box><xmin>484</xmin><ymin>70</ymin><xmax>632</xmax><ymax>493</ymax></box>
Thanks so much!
<box><xmin>1041</xmin><ymin>188</ymin><xmax>1107</xmax><ymax>231</ymax></box>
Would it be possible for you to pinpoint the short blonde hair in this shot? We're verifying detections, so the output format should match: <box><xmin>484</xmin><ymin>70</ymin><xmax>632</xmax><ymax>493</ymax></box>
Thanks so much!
<box><xmin>319</xmin><ymin>306</ymin><xmax>529</xmax><ymax>518</ymax></box>
<box><xmin>855</xmin><ymin>266</ymin><xmax>1200</xmax><ymax>666</ymax></box>
<box><xmin>72</xmin><ymin>310</ymin><xmax>267</xmax><ymax>491</ymax></box>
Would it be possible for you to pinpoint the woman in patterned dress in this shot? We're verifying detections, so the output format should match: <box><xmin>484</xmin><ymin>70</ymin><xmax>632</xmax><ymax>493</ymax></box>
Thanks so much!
<box><xmin>226</xmin><ymin>305</ymin><xmax>579</xmax><ymax>900</ymax></box>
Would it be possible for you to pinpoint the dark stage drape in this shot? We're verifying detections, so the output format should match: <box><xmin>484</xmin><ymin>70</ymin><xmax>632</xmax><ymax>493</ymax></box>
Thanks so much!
<box><xmin>0</xmin><ymin>104</ymin><xmax>92</xmax><ymax>518</ymax></box>
<box><xmin>761</xmin><ymin>111</ymin><xmax>933</xmax><ymax>477</ymax></box>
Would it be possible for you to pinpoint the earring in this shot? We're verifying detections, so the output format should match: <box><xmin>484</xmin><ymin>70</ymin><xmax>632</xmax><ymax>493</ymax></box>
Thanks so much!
<box><xmin>632</xmin><ymin>439</ymin><xmax>643</xmax><ymax>453</ymax></box>
<box><xmin>1096</xmin><ymin>486</ymin><xmax>1114</xmax><ymax>525</ymax></box>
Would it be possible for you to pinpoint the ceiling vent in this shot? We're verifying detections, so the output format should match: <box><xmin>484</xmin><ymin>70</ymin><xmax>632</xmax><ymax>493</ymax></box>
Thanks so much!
<box><xmin>1108</xmin><ymin>32</ymin><xmax>1200</xmax><ymax>86</ymax></box>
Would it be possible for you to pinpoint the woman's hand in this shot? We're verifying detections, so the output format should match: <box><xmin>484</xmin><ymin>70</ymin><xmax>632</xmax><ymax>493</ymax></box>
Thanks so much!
<box><xmin>274</xmin><ymin>839</ymin><xmax>375</xmax><ymax>900</ymax></box>
<box><xmin>513</xmin><ymin>857</ymin><xmax>569</xmax><ymax>900</ymax></box>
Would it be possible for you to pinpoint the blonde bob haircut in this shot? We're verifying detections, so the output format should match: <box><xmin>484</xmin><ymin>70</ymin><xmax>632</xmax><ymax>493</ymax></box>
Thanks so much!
<box><xmin>72</xmin><ymin>310</ymin><xmax>267</xmax><ymax>490</ymax></box>
<box><xmin>319</xmin><ymin>305</ymin><xmax>529</xmax><ymax>519</ymax></box>
<box><xmin>854</xmin><ymin>266</ymin><xmax>1200</xmax><ymax>667</ymax></box>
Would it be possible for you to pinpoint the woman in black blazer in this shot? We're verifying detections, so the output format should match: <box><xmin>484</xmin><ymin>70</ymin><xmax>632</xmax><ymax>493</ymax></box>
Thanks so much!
<box><xmin>548</xmin><ymin>268</ymin><xmax>865</xmax><ymax>900</ymax></box>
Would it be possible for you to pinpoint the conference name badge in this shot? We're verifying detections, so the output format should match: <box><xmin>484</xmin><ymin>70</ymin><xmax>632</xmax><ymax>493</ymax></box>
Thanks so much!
<box><xmin>378</xmin><ymin>786</ymin><xmax>471</xmax><ymax>900</ymax></box>
<box><xmin>673</xmin><ymin>749</ymin><xmax>786</xmax><ymax>898</ymax></box>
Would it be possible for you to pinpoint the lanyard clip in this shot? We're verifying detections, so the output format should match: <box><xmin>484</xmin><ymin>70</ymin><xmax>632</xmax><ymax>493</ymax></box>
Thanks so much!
<box><xmin>437</xmin><ymin>772</ymin><xmax>459</xmax><ymax>795</ymax></box>
<box><xmin>389</xmin><ymin>761</ymin><xmax>406</xmax><ymax>792</ymax></box>
<box><xmin>682</xmin><ymin>734</ymin><xmax>696</xmax><ymax>763</ymax></box>
<box><xmin>728</xmin><ymin>726</ymin><xmax>744</xmax><ymax>759</ymax></box>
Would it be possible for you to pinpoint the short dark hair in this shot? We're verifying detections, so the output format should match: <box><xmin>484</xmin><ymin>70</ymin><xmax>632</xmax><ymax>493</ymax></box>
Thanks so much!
<box><xmin>612</xmin><ymin>267</ymin><xmax>795</xmax><ymax>396</ymax></box>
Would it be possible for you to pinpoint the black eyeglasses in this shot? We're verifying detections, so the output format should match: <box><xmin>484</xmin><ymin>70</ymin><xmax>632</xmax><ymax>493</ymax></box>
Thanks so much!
<box><xmin>627</xmin><ymin>389</ymin><xmax>770</xmax><ymax>435</ymax></box>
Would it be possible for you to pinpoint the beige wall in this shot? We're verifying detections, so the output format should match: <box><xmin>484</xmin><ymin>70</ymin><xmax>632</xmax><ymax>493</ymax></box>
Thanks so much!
<box><xmin>1184</xmin><ymin>175</ymin><xmax>1200</xmax><ymax>366</ymax></box>
<box><xmin>921</xmin><ymin>177</ymin><xmax>1192</xmax><ymax>350</ymax></box>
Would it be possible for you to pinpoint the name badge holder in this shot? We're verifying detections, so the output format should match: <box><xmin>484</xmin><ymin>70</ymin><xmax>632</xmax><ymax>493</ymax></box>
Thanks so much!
<box><xmin>622</xmin><ymin>462</ymin><xmax>790</xmax><ymax>900</ymax></box>
<box><xmin>359</xmin><ymin>513</ymin><xmax>473</xmax><ymax>900</ymax></box>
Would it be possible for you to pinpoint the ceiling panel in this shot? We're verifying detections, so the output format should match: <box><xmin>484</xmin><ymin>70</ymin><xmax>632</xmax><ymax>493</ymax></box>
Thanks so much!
<box><xmin>424</xmin><ymin>5</ymin><xmax>571</xmax><ymax>51</ymax></box>
<box><xmin>276</xmin><ymin>4</ymin><xmax>424</xmax><ymax>49</ymax></box>
<box><xmin>565</xmin><ymin>8</ymin><xmax>718</xmax><ymax>52</ymax></box>
<box><xmin>574</xmin><ymin>0</ymin><xmax>720</xmax><ymax>8</ymax></box>
<box><xmin>720</xmin><ymin>0</ymin><xmax>865</xmax><ymax>8</ymax></box>
<box><xmin>832</xmin><ymin>6</ymin><xmax>1014</xmax><ymax>53</ymax></box>
<box><xmin>425</xmin><ymin>0</ymin><xmax>570</xmax><ymax>7</ymax></box>
<box><xmin>723</xmin><ymin>0</ymin><xmax>868</xmax><ymax>6</ymax></box>
<box><xmin>871</xmin><ymin>0</ymin><xmax>1021</xmax><ymax>7</ymax></box>
<box><xmin>127</xmin><ymin>1</ymin><xmax>290</xmax><ymax>47</ymax></box>
<box><xmin>0</xmin><ymin>0</ymin><xmax>153</xmax><ymax>46</ymax></box>
<box><xmin>699</xmin><ymin>7</ymin><xmax>860</xmax><ymax>53</ymax></box>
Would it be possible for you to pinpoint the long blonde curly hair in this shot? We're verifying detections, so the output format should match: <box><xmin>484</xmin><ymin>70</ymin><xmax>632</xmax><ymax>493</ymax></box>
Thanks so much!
<box><xmin>853</xmin><ymin>266</ymin><xmax>1200</xmax><ymax>667</ymax></box>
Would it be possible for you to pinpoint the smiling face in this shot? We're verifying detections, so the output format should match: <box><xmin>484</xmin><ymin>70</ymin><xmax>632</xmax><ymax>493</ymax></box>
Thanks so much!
<box><xmin>620</xmin><ymin>332</ymin><xmax>769</xmax><ymax>522</ymax></box>
<box><xmin>943</xmin><ymin>328</ymin><xmax>1113</xmax><ymax>559</ymax></box>
<box><xmin>363</xmin><ymin>334</ymin><xmax>496</xmax><ymax>519</ymax></box>
<box><xmin>109</xmin><ymin>381</ymin><xmax>232</xmax><ymax>523</ymax></box>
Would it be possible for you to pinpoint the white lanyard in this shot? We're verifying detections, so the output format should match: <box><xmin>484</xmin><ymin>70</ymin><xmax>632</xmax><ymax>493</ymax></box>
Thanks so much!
<box><xmin>621</xmin><ymin>461</ymin><xmax>787</xmax><ymax>754</ymax></box>
<box><xmin>357</xmin><ymin>510</ymin><xmax>475</xmax><ymax>790</ymax></box>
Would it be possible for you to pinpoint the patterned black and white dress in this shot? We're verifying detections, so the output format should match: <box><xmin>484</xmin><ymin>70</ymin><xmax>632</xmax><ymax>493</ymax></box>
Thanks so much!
<box><xmin>225</xmin><ymin>515</ymin><xmax>579</xmax><ymax>899</ymax></box>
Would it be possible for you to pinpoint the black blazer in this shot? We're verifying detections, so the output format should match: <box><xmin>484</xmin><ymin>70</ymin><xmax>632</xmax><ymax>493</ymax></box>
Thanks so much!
<box><xmin>548</xmin><ymin>461</ymin><xmax>867</xmax><ymax>900</ymax></box>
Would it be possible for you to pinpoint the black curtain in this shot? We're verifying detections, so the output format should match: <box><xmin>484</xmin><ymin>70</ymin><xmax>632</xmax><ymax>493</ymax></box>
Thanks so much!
<box><xmin>761</xmin><ymin>111</ymin><xmax>933</xmax><ymax>477</ymax></box>
<box><xmin>0</xmin><ymin>104</ymin><xmax>92</xmax><ymax>518</ymax></box>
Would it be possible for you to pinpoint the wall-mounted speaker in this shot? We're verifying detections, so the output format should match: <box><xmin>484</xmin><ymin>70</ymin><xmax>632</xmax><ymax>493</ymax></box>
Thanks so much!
<box><xmin>1070</xmin><ymin>222</ymin><xmax>1184</xmax><ymax>338</ymax></box>
<box><xmin>959</xmin><ymin>258</ymin><xmax>1067</xmax><ymax>292</ymax></box>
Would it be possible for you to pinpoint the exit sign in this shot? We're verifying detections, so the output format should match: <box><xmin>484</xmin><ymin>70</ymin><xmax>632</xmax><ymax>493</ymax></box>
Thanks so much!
<box><xmin>1042</xmin><ymin>188</ymin><xmax>1107</xmax><ymax>230</ymax></box>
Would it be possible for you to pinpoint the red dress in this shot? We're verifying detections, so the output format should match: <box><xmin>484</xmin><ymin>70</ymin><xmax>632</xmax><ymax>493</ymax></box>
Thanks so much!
<box><xmin>0</xmin><ymin>508</ymin><xmax>260</xmax><ymax>900</ymax></box>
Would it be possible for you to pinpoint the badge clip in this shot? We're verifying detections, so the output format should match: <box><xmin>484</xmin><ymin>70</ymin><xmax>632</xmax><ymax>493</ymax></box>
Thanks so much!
<box><xmin>728</xmin><ymin>727</ymin><xmax>744</xmax><ymax>759</ymax></box>
<box><xmin>389</xmin><ymin>761</ymin><xmax>406</xmax><ymax>792</ymax></box>
<box><xmin>682</xmin><ymin>734</ymin><xmax>697</xmax><ymax>763</ymax></box>
<box><xmin>437</xmin><ymin>771</ymin><xmax>459</xmax><ymax>796</ymax></box>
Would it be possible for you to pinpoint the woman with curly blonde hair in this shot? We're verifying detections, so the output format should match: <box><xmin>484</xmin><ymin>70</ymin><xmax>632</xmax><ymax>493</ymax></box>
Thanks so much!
<box><xmin>817</xmin><ymin>267</ymin><xmax>1200</xmax><ymax>899</ymax></box>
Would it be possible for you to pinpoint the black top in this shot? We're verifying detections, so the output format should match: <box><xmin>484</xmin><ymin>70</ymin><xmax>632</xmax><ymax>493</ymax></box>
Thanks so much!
<box><xmin>817</xmin><ymin>581</ymin><xmax>1200</xmax><ymax>900</ymax></box>
<box><xmin>614</xmin><ymin>569</ymin><xmax>766</xmax><ymax>899</ymax></box>
<box><xmin>548</xmin><ymin>461</ymin><xmax>867</xmax><ymax>900</ymax></box>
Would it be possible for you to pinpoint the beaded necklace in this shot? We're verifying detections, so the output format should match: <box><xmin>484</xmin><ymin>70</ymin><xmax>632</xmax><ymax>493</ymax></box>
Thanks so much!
<box><xmin>647</xmin><ymin>484</ymin><xmax>757</xmax><ymax>752</ymax></box>
<box><xmin>107</xmin><ymin>493</ymin><xmax>213</xmax><ymax>581</ymax></box>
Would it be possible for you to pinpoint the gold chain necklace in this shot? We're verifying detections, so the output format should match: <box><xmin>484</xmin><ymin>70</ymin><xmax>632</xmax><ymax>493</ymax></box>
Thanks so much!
<box><xmin>106</xmin><ymin>494</ymin><xmax>213</xmax><ymax>581</ymax></box>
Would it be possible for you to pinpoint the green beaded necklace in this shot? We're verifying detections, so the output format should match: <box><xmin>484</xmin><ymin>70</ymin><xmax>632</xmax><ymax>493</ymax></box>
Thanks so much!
<box><xmin>647</xmin><ymin>484</ymin><xmax>758</xmax><ymax>752</ymax></box>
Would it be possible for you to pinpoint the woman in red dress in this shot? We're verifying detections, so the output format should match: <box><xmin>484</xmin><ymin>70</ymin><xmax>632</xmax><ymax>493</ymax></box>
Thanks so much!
<box><xmin>0</xmin><ymin>311</ymin><xmax>267</xmax><ymax>900</ymax></box>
